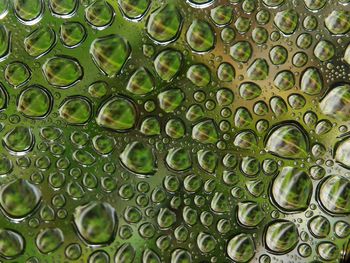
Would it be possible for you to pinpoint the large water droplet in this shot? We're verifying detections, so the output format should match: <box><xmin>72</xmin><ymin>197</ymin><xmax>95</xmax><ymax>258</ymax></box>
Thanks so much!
<box><xmin>118</xmin><ymin>0</ymin><xmax>150</xmax><ymax>20</ymax></box>
<box><xmin>36</xmin><ymin>228</ymin><xmax>64</xmax><ymax>254</ymax></box>
<box><xmin>43</xmin><ymin>56</ymin><xmax>83</xmax><ymax>88</ymax></box>
<box><xmin>73</xmin><ymin>201</ymin><xmax>117</xmax><ymax>245</ymax></box>
<box><xmin>3</xmin><ymin>126</ymin><xmax>34</xmax><ymax>155</ymax></box>
<box><xmin>0</xmin><ymin>228</ymin><xmax>24</xmax><ymax>259</ymax></box>
<box><xmin>85</xmin><ymin>0</ymin><xmax>114</xmax><ymax>29</ymax></box>
<box><xmin>146</xmin><ymin>4</ymin><xmax>182</xmax><ymax>44</ymax></box>
<box><xmin>90</xmin><ymin>34</ymin><xmax>131</xmax><ymax>77</ymax></box>
<box><xmin>24</xmin><ymin>27</ymin><xmax>56</xmax><ymax>57</ymax></box>
<box><xmin>227</xmin><ymin>233</ymin><xmax>255</xmax><ymax>262</ymax></box>
<box><xmin>237</xmin><ymin>201</ymin><xmax>264</xmax><ymax>228</ymax></box>
<box><xmin>192</xmin><ymin>119</ymin><xmax>219</xmax><ymax>144</ymax></box>
<box><xmin>265</xmin><ymin>220</ymin><xmax>299</xmax><ymax>254</ymax></box>
<box><xmin>186</xmin><ymin>20</ymin><xmax>215</xmax><ymax>53</ymax></box>
<box><xmin>17</xmin><ymin>85</ymin><xmax>52</xmax><ymax>118</ymax></box>
<box><xmin>274</xmin><ymin>9</ymin><xmax>298</xmax><ymax>35</ymax></box>
<box><xmin>272</xmin><ymin>166</ymin><xmax>312</xmax><ymax>212</ymax></box>
<box><xmin>0</xmin><ymin>179</ymin><xmax>41</xmax><ymax>219</ymax></box>
<box><xmin>120</xmin><ymin>141</ymin><xmax>156</xmax><ymax>176</ymax></box>
<box><xmin>319</xmin><ymin>175</ymin><xmax>350</xmax><ymax>215</ymax></box>
<box><xmin>14</xmin><ymin>0</ymin><xmax>43</xmax><ymax>24</ymax></box>
<box><xmin>59</xmin><ymin>96</ymin><xmax>92</xmax><ymax>125</ymax></box>
<box><xmin>320</xmin><ymin>83</ymin><xmax>350</xmax><ymax>121</ymax></box>
<box><xmin>325</xmin><ymin>10</ymin><xmax>350</xmax><ymax>35</ymax></box>
<box><xmin>154</xmin><ymin>49</ymin><xmax>182</xmax><ymax>82</ymax></box>
<box><xmin>96</xmin><ymin>96</ymin><xmax>137</xmax><ymax>131</ymax></box>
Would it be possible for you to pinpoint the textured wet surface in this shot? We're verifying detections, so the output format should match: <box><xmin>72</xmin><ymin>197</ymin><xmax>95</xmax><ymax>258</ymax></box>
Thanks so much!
<box><xmin>0</xmin><ymin>0</ymin><xmax>349</xmax><ymax>262</ymax></box>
